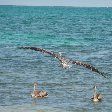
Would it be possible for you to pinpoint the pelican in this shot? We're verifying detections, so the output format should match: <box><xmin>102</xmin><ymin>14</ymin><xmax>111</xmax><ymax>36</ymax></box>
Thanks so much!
<box><xmin>31</xmin><ymin>82</ymin><xmax>48</xmax><ymax>98</ymax></box>
<box><xmin>19</xmin><ymin>46</ymin><xmax>106</xmax><ymax>78</ymax></box>
<box><xmin>91</xmin><ymin>85</ymin><xmax>103</xmax><ymax>102</ymax></box>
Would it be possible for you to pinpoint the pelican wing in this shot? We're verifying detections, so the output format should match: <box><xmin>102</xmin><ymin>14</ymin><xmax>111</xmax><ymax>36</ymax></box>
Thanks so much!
<box><xmin>72</xmin><ymin>60</ymin><xmax>106</xmax><ymax>78</ymax></box>
<box><xmin>19</xmin><ymin>46</ymin><xmax>62</xmax><ymax>61</ymax></box>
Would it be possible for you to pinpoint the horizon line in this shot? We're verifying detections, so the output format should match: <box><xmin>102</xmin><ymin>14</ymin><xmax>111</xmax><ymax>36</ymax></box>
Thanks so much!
<box><xmin>0</xmin><ymin>4</ymin><xmax>111</xmax><ymax>8</ymax></box>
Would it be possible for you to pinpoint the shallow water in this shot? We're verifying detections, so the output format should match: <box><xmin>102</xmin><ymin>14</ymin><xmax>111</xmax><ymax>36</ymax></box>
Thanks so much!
<box><xmin>0</xmin><ymin>6</ymin><xmax>112</xmax><ymax>112</ymax></box>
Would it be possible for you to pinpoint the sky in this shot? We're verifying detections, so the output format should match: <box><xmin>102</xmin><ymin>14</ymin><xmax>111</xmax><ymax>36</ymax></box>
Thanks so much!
<box><xmin>0</xmin><ymin>0</ymin><xmax>112</xmax><ymax>7</ymax></box>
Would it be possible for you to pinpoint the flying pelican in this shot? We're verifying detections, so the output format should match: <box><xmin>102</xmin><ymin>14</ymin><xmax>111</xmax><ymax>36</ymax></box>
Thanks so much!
<box><xmin>91</xmin><ymin>85</ymin><xmax>103</xmax><ymax>102</ymax></box>
<box><xmin>19</xmin><ymin>46</ymin><xmax>106</xmax><ymax>78</ymax></box>
<box><xmin>31</xmin><ymin>82</ymin><xmax>48</xmax><ymax>98</ymax></box>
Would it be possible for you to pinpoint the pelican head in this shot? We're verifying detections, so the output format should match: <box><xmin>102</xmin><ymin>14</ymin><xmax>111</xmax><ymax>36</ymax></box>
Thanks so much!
<box><xmin>93</xmin><ymin>85</ymin><xmax>97</xmax><ymax>90</ymax></box>
<box><xmin>34</xmin><ymin>82</ymin><xmax>37</xmax><ymax>91</ymax></box>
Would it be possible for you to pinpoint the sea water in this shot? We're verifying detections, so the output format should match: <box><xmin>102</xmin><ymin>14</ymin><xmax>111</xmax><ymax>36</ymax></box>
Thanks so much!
<box><xmin>0</xmin><ymin>6</ymin><xmax>112</xmax><ymax>112</ymax></box>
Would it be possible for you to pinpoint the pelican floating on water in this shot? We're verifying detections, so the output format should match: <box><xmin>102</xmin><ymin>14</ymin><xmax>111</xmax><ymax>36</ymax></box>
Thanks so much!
<box><xmin>31</xmin><ymin>82</ymin><xmax>48</xmax><ymax>98</ymax></box>
<box><xmin>19</xmin><ymin>46</ymin><xmax>106</xmax><ymax>78</ymax></box>
<box><xmin>91</xmin><ymin>85</ymin><xmax>103</xmax><ymax>102</ymax></box>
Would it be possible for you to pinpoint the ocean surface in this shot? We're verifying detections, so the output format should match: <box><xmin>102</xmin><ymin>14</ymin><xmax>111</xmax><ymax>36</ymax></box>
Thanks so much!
<box><xmin>0</xmin><ymin>6</ymin><xmax>112</xmax><ymax>112</ymax></box>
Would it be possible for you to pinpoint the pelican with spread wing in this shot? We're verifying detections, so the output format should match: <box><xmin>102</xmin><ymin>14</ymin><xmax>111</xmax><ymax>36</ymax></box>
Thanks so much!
<box><xmin>19</xmin><ymin>47</ymin><xmax>106</xmax><ymax>78</ymax></box>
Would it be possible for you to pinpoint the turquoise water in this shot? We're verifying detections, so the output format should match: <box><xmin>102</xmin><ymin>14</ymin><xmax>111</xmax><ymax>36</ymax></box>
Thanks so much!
<box><xmin>0</xmin><ymin>6</ymin><xmax>112</xmax><ymax>112</ymax></box>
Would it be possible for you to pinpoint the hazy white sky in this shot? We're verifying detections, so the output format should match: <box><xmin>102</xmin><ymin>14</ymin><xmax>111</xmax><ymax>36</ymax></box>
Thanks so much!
<box><xmin>0</xmin><ymin>0</ymin><xmax>111</xmax><ymax>7</ymax></box>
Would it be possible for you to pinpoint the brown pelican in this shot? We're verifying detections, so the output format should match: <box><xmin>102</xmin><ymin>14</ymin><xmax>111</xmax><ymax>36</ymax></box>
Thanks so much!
<box><xmin>19</xmin><ymin>46</ymin><xmax>106</xmax><ymax>78</ymax></box>
<box><xmin>31</xmin><ymin>82</ymin><xmax>48</xmax><ymax>98</ymax></box>
<box><xmin>91</xmin><ymin>85</ymin><xmax>103</xmax><ymax>102</ymax></box>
